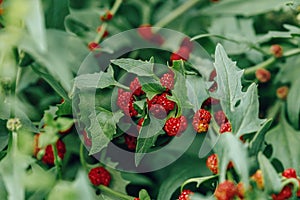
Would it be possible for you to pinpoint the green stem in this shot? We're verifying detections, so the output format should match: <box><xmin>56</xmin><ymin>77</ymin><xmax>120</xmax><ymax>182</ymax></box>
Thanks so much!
<box><xmin>153</xmin><ymin>0</ymin><xmax>202</xmax><ymax>28</ymax></box>
<box><xmin>115</xmin><ymin>83</ymin><xmax>130</xmax><ymax>90</ymax></box>
<box><xmin>94</xmin><ymin>0</ymin><xmax>123</xmax><ymax>43</ymax></box>
<box><xmin>244</xmin><ymin>48</ymin><xmax>300</xmax><ymax>77</ymax></box>
<box><xmin>52</xmin><ymin>143</ymin><xmax>62</xmax><ymax>179</ymax></box>
<box><xmin>98</xmin><ymin>185</ymin><xmax>136</xmax><ymax>200</ymax></box>
<box><xmin>11</xmin><ymin>131</ymin><xmax>18</xmax><ymax>156</ymax></box>
<box><xmin>80</xmin><ymin>143</ymin><xmax>88</xmax><ymax>170</ymax></box>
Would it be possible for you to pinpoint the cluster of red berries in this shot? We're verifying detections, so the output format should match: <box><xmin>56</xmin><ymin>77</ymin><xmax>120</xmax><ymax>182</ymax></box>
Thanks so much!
<box><xmin>33</xmin><ymin>133</ymin><xmax>66</xmax><ymax>166</ymax></box>
<box><xmin>178</xmin><ymin>189</ymin><xmax>193</xmax><ymax>200</ymax></box>
<box><xmin>272</xmin><ymin>168</ymin><xmax>300</xmax><ymax>200</ymax></box>
<box><xmin>137</xmin><ymin>24</ymin><xmax>164</xmax><ymax>45</ymax></box>
<box><xmin>214</xmin><ymin>180</ymin><xmax>244</xmax><ymax>200</ymax></box>
<box><xmin>170</xmin><ymin>37</ymin><xmax>193</xmax><ymax>62</ymax></box>
<box><xmin>88</xmin><ymin>166</ymin><xmax>111</xmax><ymax>186</ymax></box>
<box><xmin>116</xmin><ymin>70</ymin><xmax>189</xmax><ymax>150</ymax></box>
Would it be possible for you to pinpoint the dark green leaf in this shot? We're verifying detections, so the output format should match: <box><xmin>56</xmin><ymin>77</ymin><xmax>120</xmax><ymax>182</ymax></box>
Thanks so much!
<box><xmin>44</xmin><ymin>0</ymin><xmax>69</xmax><ymax>29</ymax></box>
<box><xmin>139</xmin><ymin>77</ymin><xmax>166</xmax><ymax>100</ymax></box>
<box><xmin>258</xmin><ymin>152</ymin><xmax>282</xmax><ymax>194</ymax></box>
<box><xmin>200</xmin><ymin>0</ymin><xmax>288</xmax><ymax>17</ymax></box>
<box><xmin>249</xmin><ymin>119</ymin><xmax>272</xmax><ymax>156</ymax></box>
<box><xmin>265</xmin><ymin>111</ymin><xmax>300</xmax><ymax>172</ymax></box>
<box><xmin>287</xmin><ymin>78</ymin><xmax>300</xmax><ymax>130</ymax></box>
<box><xmin>111</xmin><ymin>58</ymin><xmax>155</xmax><ymax>77</ymax></box>
<box><xmin>135</xmin><ymin>115</ymin><xmax>165</xmax><ymax>166</ymax></box>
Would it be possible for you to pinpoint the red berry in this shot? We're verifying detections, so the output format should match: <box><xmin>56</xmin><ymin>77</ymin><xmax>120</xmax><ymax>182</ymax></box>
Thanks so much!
<box><xmin>124</xmin><ymin>134</ymin><xmax>137</xmax><ymax>150</ymax></box>
<box><xmin>59</xmin><ymin>123</ymin><xmax>74</xmax><ymax>135</ymax></box>
<box><xmin>88</xmin><ymin>42</ymin><xmax>99</xmax><ymax>51</ymax></box>
<box><xmin>164</xmin><ymin>116</ymin><xmax>187</xmax><ymax>136</ymax></box>
<box><xmin>236</xmin><ymin>182</ymin><xmax>245</xmax><ymax>199</ymax></box>
<box><xmin>270</xmin><ymin>44</ymin><xmax>283</xmax><ymax>58</ymax></box>
<box><xmin>178</xmin><ymin>189</ymin><xmax>193</xmax><ymax>200</ymax></box>
<box><xmin>160</xmin><ymin>72</ymin><xmax>175</xmax><ymax>91</ymax></box>
<box><xmin>137</xmin><ymin>24</ymin><xmax>153</xmax><ymax>40</ymax></box>
<box><xmin>255</xmin><ymin>68</ymin><xmax>271</xmax><ymax>83</ymax></box>
<box><xmin>34</xmin><ymin>134</ymin><xmax>66</xmax><ymax>165</ymax></box>
<box><xmin>251</xmin><ymin>170</ymin><xmax>264</xmax><ymax>189</ymax></box>
<box><xmin>192</xmin><ymin>109</ymin><xmax>211</xmax><ymax>133</ymax></box>
<box><xmin>148</xmin><ymin>92</ymin><xmax>176</xmax><ymax>118</ymax></box>
<box><xmin>219</xmin><ymin>122</ymin><xmax>232</xmax><ymax>133</ymax></box>
<box><xmin>134</xmin><ymin>198</ymin><xmax>140</xmax><ymax>200</ymax></box>
<box><xmin>276</xmin><ymin>86</ymin><xmax>289</xmax><ymax>100</ymax></box>
<box><xmin>272</xmin><ymin>186</ymin><xmax>292</xmax><ymax>200</ymax></box>
<box><xmin>214</xmin><ymin>110</ymin><xmax>228</xmax><ymax>126</ymax></box>
<box><xmin>206</xmin><ymin>154</ymin><xmax>219</xmax><ymax>174</ymax></box>
<box><xmin>88</xmin><ymin>167</ymin><xmax>111</xmax><ymax>186</ymax></box>
<box><xmin>130</xmin><ymin>77</ymin><xmax>145</xmax><ymax>96</ymax></box>
<box><xmin>214</xmin><ymin>180</ymin><xmax>237</xmax><ymax>200</ymax></box>
<box><xmin>117</xmin><ymin>89</ymin><xmax>138</xmax><ymax>117</ymax></box>
<box><xmin>170</xmin><ymin>46</ymin><xmax>191</xmax><ymax>62</ymax></box>
<box><xmin>0</xmin><ymin>0</ymin><xmax>3</xmax><ymax>4</ymax></box>
<box><xmin>180</xmin><ymin>37</ymin><xmax>193</xmax><ymax>52</ymax></box>
<box><xmin>100</xmin><ymin>10</ymin><xmax>113</xmax><ymax>21</ymax></box>
<box><xmin>282</xmin><ymin>168</ymin><xmax>297</xmax><ymax>179</ymax></box>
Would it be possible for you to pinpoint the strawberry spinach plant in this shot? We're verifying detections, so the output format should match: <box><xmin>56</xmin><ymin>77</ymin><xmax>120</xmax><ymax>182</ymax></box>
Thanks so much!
<box><xmin>0</xmin><ymin>0</ymin><xmax>300</xmax><ymax>199</ymax></box>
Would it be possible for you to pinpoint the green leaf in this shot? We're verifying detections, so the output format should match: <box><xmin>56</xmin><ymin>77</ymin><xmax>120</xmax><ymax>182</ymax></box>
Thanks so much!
<box><xmin>180</xmin><ymin>175</ymin><xmax>218</xmax><ymax>191</ymax></box>
<box><xmin>44</xmin><ymin>0</ymin><xmax>69</xmax><ymax>29</ymax></box>
<box><xmin>20</xmin><ymin>30</ymin><xmax>88</xmax><ymax>92</ymax></box>
<box><xmin>139</xmin><ymin>189</ymin><xmax>151</xmax><ymax>200</ymax></box>
<box><xmin>25</xmin><ymin>0</ymin><xmax>47</xmax><ymax>52</ymax></box>
<box><xmin>259</xmin><ymin>24</ymin><xmax>300</xmax><ymax>43</ymax></box>
<box><xmin>74</xmin><ymin>66</ymin><xmax>118</xmax><ymax>89</ymax></box>
<box><xmin>265</xmin><ymin>111</ymin><xmax>300</xmax><ymax>172</ymax></box>
<box><xmin>48</xmin><ymin>170</ymin><xmax>97</xmax><ymax>200</ymax></box>
<box><xmin>31</xmin><ymin>65</ymin><xmax>70</xmax><ymax>102</ymax></box>
<box><xmin>258</xmin><ymin>152</ymin><xmax>282</xmax><ymax>194</ymax></box>
<box><xmin>0</xmin><ymin>150</ymin><xmax>34</xmax><ymax>200</ymax></box>
<box><xmin>249</xmin><ymin>119</ymin><xmax>272</xmax><ymax>156</ymax></box>
<box><xmin>186</xmin><ymin>75</ymin><xmax>209</xmax><ymax>112</ymax></box>
<box><xmin>55</xmin><ymin>117</ymin><xmax>74</xmax><ymax>132</ymax></box>
<box><xmin>135</xmin><ymin>115</ymin><xmax>165</xmax><ymax>166</ymax></box>
<box><xmin>111</xmin><ymin>58</ymin><xmax>155</xmax><ymax>77</ymax></box>
<box><xmin>169</xmin><ymin>70</ymin><xmax>192</xmax><ymax>113</ymax></box>
<box><xmin>213</xmin><ymin>44</ymin><xmax>264</xmax><ymax>136</ymax></box>
<box><xmin>139</xmin><ymin>77</ymin><xmax>166</xmax><ymax>100</ymax></box>
<box><xmin>200</xmin><ymin>0</ymin><xmax>288</xmax><ymax>17</ymax></box>
<box><xmin>213</xmin><ymin>133</ymin><xmax>249</xmax><ymax>187</ymax></box>
<box><xmin>96</xmin><ymin>108</ymin><xmax>124</xmax><ymax>140</ymax></box>
<box><xmin>287</xmin><ymin>78</ymin><xmax>300</xmax><ymax>130</ymax></box>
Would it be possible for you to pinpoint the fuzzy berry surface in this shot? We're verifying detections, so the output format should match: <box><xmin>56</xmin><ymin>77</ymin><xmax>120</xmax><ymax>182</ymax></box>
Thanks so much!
<box><xmin>130</xmin><ymin>77</ymin><xmax>145</xmax><ymax>96</ymax></box>
<box><xmin>100</xmin><ymin>10</ymin><xmax>113</xmax><ymax>21</ymax></box>
<box><xmin>255</xmin><ymin>68</ymin><xmax>271</xmax><ymax>83</ymax></box>
<box><xmin>272</xmin><ymin>186</ymin><xmax>292</xmax><ymax>200</ymax></box>
<box><xmin>214</xmin><ymin>180</ymin><xmax>237</xmax><ymax>200</ymax></box>
<box><xmin>164</xmin><ymin>116</ymin><xmax>187</xmax><ymax>136</ymax></box>
<box><xmin>88</xmin><ymin>167</ymin><xmax>111</xmax><ymax>186</ymax></box>
<box><xmin>178</xmin><ymin>189</ymin><xmax>193</xmax><ymax>200</ymax></box>
<box><xmin>282</xmin><ymin>168</ymin><xmax>297</xmax><ymax>178</ymax></box>
<box><xmin>270</xmin><ymin>44</ymin><xmax>283</xmax><ymax>58</ymax></box>
<box><xmin>206</xmin><ymin>153</ymin><xmax>219</xmax><ymax>174</ymax></box>
<box><xmin>236</xmin><ymin>182</ymin><xmax>245</xmax><ymax>199</ymax></box>
<box><xmin>170</xmin><ymin>46</ymin><xmax>191</xmax><ymax>62</ymax></box>
<box><xmin>148</xmin><ymin>92</ymin><xmax>175</xmax><ymax>118</ymax></box>
<box><xmin>117</xmin><ymin>89</ymin><xmax>138</xmax><ymax>117</ymax></box>
<box><xmin>192</xmin><ymin>109</ymin><xmax>211</xmax><ymax>133</ymax></box>
<box><xmin>219</xmin><ymin>122</ymin><xmax>232</xmax><ymax>133</ymax></box>
<box><xmin>160</xmin><ymin>71</ymin><xmax>175</xmax><ymax>91</ymax></box>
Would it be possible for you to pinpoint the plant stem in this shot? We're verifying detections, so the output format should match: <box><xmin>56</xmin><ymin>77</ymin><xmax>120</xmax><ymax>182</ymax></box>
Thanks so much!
<box><xmin>52</xmin><ymin>143</ymin><xmax>62</xmax><ymax>179</ymax></box>
<box><xmin>94</xmin><ymin>0</ymin><xmax>123</xmax><ymax>43</ymax></box>
<box><xmin>80</xmin><ymin>143</ymin><xmax>88</xmax><ymax>170</ymax></box>
<box><xmin>98</xmin><ymin>185</ymin><xmax>136</xmax><ymax>200</ymax></box>
<box><xmin>154</xmin><ymin>0</ymin><xmax>202</xmax><ymax>28</ymax></box>
<box><xmin>244</xmin><ymin>48</ymin><xmax>300</xmax><ymax>77</ymax></box>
